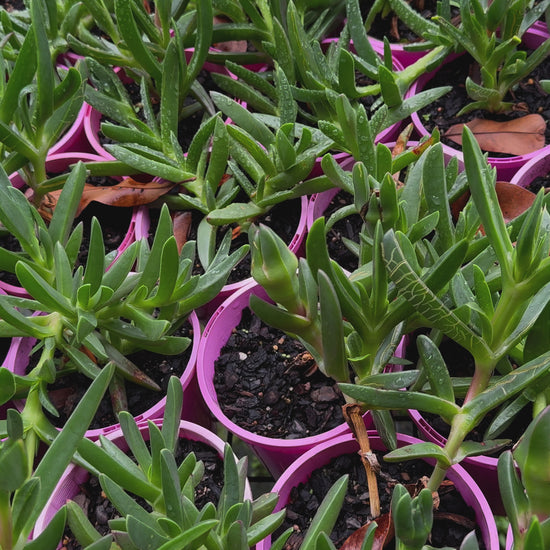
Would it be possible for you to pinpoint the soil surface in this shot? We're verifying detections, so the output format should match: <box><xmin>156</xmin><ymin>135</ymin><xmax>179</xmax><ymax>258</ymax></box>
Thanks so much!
<box><xmin>274</xmin><ymin>449</ymin><xmax>483</xmax><ymax>549</ymax></box>
<box><xmin>365</xmin><ymin>0</ymin><xmax>456</xmax><ymax>45</ymax></box>
<box><xmin>213</xmin><ymin>308</ymin><xmax>347</xmax><ymax>439</ymax></box>
<box><xmin>0</xmin><ymin>0</ymin><xmax>25</xmax><ymax>11</ymax></box>
<box><xmin>315</xmin><ymin>190</ymin><xmax>364</xmax><ymax>272</ymax></box>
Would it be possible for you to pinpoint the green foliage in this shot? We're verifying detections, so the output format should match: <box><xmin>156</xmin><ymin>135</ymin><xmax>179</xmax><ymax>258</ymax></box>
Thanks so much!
<box><xmin>67</xmin><ymin>377</ymin><xmax>286</xmax><ymax>549</ymax></box>
<box><xmin>498</xmin><ymin>406</ymin><xmax>550</xmax><ymax>550</ymax></box>
<box><xmin>342</xmin><ymin>126</ymin><xmax>550</xmax><ymax>492</ymax></box>
<box><xmin>0</xmin><ymin>0</ymin><xmax>84</xmax><ymax>200</ymax></box>
<box><xmin>0</xmin><ymin>162</ymin><xmax>248</xmax><ymax>426</ymax></box>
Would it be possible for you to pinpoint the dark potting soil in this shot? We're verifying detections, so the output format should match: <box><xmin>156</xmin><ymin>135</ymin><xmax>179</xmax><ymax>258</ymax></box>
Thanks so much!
<box><xmin>274</xmin><ymin>450</ymin><xmax>483</xmax><ymax>550</ymax></box>
<box><xmin>39</xmin><ymin>322</ymin><xmax>194</xmax><ymax>431</ymax></box>
<box><xmin>528</xmin><ymin>174</ymin><xmax>550</xmax><ymax>193</ymax></box>
<box><xmin>213</xmin><ymin>308</ymin><xmax>347</xmax><ymax>439</ymax></box>
<box><xmin>60</xmin><ymin>437</ymin><xmax>224</xmax><ymax>550</ymax></box>
<box><xmin>0</xmin><ymin>0</ymin><xmax>25</xmax><ymax>11</ymax></box>
<box><xmin>417</xmin><ymin>52</ymin><xmax>550</xmax><ymax>155</ymax></box>
<box><xmin>0</xmin><ymin>231</ymin><xmax>22</xmax><ymax>287</ymax></box>
<box><xmin>317</xmin><ymin>190</ymin><xmax>365</xmax><ymax>273</ymax></box>
<box><xmin>76</xmin><ymin>199</ymin><xmax>134</xmax><ymax>264</ymax></box>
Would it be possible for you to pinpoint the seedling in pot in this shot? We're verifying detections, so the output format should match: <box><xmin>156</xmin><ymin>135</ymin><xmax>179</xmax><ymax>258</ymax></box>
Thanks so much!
<box><xmin>68</xmin><ymin>0</ymin><xmax>214</xmax><ymax>100</ymax></box>
<box><xmin>248</xmin><ymin>138</ymin><xmax>487</xmax><ymax>444</ymax></box>
<box><xmin>206</xmin><ymin>95</ymin><xmax>334</xmax><ymax>226</ymax></box>
<box><xmin>426</xmin><ymin>0</ymin><xmax>550</xmax><ymax>114</ymax></box>
<box><xmin>0</xmin><ymin>365</ymin><xmax>114</xmax><ymax>550</ymax></box>
<box><xmin>0</xmin><ymin>161</ymin><xmax>248</xmax><ymax>447</ymax></box>
<box><xmin>65</xmin><ymin>376</ymin><xmax>287</xmax><ymax>550</ymax></box>
<box><xmin>342</xmin><ymin>126</ymin><xmax>550</xmax><ymax>493</ymax></box>
<box><xmin>210</xmin><ymin>0</ymin><xmax>451</xmax><ymax>133</ymax></box>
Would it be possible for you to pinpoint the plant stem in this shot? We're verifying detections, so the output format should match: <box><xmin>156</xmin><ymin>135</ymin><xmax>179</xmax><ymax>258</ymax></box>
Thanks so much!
<box><xmin>427</xmin><ymin>413</ymin><xmax>470</xmax><ymax>492</ymax></box>
<box><xmin>0</xmin><ymin>491</ymin><xmax>13</xmax><ymax>550</ymax></box>
<box><xmin>343</xmin><ymin>404</ymin><xmax>381</xmax><ymax>518</ymax></box>
<box><xmin>395</xmin><ymin>45</ymin><xmax>451</xmax><ymax>90</ymax></box>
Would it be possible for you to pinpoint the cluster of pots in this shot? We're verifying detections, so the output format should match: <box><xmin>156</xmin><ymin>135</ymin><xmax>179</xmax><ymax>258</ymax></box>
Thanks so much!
<box><xmin>3</xmin><ymin>11</ymin><xmax>550</xmax><ymax>550</ymax></box>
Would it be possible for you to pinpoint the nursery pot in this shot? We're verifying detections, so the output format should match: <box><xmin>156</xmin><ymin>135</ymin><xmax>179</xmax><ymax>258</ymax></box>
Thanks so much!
<box><xmin>4</xmin><ymin>311</ymin><xmax>203</xmax><ymax>440</ymax></box>
<box><xmin>32</xmin><ymin>418</ymin><xmax>252</xmax><ymax>543</ymax></box>
<box><xmin>409</xmin><ymin>27</ymin><xmax>550</xmax><ymax>182</ymax></box>
<box><xmin>255</xmin><ymin>430</ymin><xmax>500</xmax><ymax>550</ymax></box>
<box><xmin>48</xmin><ymin>100</ymin><xmax>91</xmax><ymax>156</ymax></box>
<box><xmin>196</xmin><ymin>281</ymin><xmax>406</xmax><ymax>478</ymax></box>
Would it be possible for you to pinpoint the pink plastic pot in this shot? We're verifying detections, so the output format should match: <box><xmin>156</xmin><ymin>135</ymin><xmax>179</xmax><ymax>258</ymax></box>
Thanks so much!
<box><xmin>255</xmin><ymin>430</ymin><xmax>500</xmax><ymax>550</ymax></box>
<box><xmin>33</xmin><ymin>418</ymin><xmax>252</xmax><ymax>543</ymax></box>
<box><xmin>197</xmin><ymin>281</ymin><xmax>406</xmax><ymax>477</ymax></box>
<box><xmin>48</xmin><ymin>101</ymin><xmax>91</xmax><ymax>156</ymax></box>
<box><xmin>5</xmin><ymin>311</ymin><xmax>202</xmax><ymax>440</ymax></box>
<box><xmin>506</xmin><ymin>525</ymin><xmax>513</xmax><ymax>549</ymax></box>
<box><xmin>0</xmin><ymin>152</ymin><xmax>147</xmax><ymax>298</ymax></box>
<box><xmin>409</xmin><ymin>27</ymin><xmax>550</xmax><ymax>182</ymax></box>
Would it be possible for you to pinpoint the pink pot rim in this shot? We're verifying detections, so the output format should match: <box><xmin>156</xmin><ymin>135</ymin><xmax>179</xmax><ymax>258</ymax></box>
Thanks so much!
<box><xmin>6</xmin><ymin>311</ymin><xmax>201</xmax><ymax>440</ymax></box>
<box><xmin>509</xmin><ymin>147</ymin><xmax>550</xmax><ymax>188</ymax></box>
<box><xmin>408</xmin><ymin>408</ymin><xmax>499</xmax><ymax>470</ymax></box>
<box><xmin>33</xmin><ymin>418</ymin><xmax>251</xmax><ymax>540</ymax></box>
<box><xmin>256</xmin><ymin>431</ymin><xmax>499</xmax><ymax>550</ymax></box>
<box><xmin>48</xmin><ymin>100</ymin><xmax>90</xmax><ymax>156</ymax></box>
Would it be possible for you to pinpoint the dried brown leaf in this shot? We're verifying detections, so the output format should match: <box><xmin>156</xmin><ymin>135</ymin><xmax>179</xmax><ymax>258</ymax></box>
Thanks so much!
<box><xmin>445</xmin><ymin>114</ymin><xmax>546</xmax><ymax>156</ymax></box>
<box><xmin>38</xmin><ymin>178</ymin><xmax>177</xmax><ymax>222</ymax></box>
<box><xmin>172</xmin><ymin>210</ymin><xmax>193</xmax><ymax>253</ymax></box>
<box><xmin>451</xmin><ymin>181</ymin><xmax>536</xmax><ymax>228</ymax></box>
<box><xmin>213</xmin><ymin>15</ymin><xmax>248</xmax><ymax>52</ymax></box>
<box><xmin>339</xmin><ymin>513</ymin><xmax>394</xmax><ymax>550</ymax></box>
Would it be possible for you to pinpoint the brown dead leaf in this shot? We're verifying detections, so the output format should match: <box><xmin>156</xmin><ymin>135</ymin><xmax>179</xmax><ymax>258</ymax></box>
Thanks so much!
<box><xmin>172</xmin><ymin>210</ymin><xmax>193</xmax><ymax>253</ymax></box>
<box><xmin>339</xmin><ymin>513</ymin><xmax>394</xmax><ymax>550</ymax></box>
<box><xmin>451</xmin><ymin>181</ymin><xmax>536</xmax><ymax>227</ymax></box>
<box><xmin>445</xmin><ymin>114</ymin><xmax>546</xmax><ymax>156</ymax></box>
<box><xmin>38</xmin><ymin>178</ymin><xmax>177</xmax><ymax>222</ymax></box>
